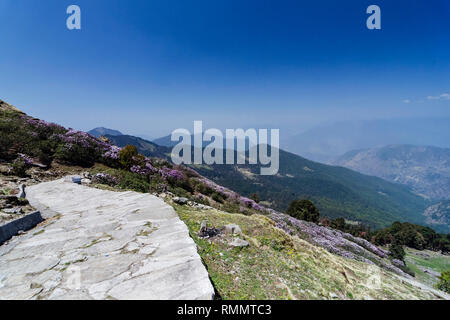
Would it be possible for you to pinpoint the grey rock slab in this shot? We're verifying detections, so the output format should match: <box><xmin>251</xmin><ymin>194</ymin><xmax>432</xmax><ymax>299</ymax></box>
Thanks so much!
<box><xmin>229</xmin><ymin>238</ymin><xmax>249</xmax><ymax>248</ymax></box>
<box><xmin>0</xmin><ymin>178</ymin><xmax>214</xmax><ymax>300</ymax></box>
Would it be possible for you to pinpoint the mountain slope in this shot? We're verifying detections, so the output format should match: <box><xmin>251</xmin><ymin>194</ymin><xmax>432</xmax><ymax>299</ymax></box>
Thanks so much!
<box><xmin>152</xmin><ymin>134</ymin><xmax>178</xmax><ymax>148</ymax></box>
<box><xmin>282</xmin><ymin>119</ymin><xmax>450</xmax><ymax>163</ymax></box>
<box><xmin>88</xmin><ymin>127</ymin><xmax>123</xmax><ymax>138</ymax></box>
<box><xmin>104</xmin><ymin>134</ymin><xmax>171</xmax><ymax>159</ymax></box>
<box><xmin>333</xmin><ymin>145</ymin><xmax>450</xmax><ymax>201</ymax></box>
<box><xmin>423</xmin><ymin>200</ymin><xmax>450</xmax><ymax>232</ymax></box>
<box><xmin>190</xmin><ymin>148</ymin><xmax>430</xmax><ymax>229</ymax></box>
<box><xmin>109</xmin><ymin>131</ymin><xmax>432</xmax><ymax>229</ymax></box>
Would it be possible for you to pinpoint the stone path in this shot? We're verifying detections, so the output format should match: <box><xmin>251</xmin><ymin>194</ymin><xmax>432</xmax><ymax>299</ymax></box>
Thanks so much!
<box><xmin>0</xmin><ymin>179</ymin><xmax>215</xmax><ymax>300</ymax></box>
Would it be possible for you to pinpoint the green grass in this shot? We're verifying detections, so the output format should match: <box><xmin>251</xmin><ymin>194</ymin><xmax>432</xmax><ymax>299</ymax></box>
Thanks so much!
<box><xmin>174</xmin><ymin>204</ymin><xmax>442</xmax><ymax>300</ymax></box>
<box><xmin>405</xmin><ymin>248</ymin><xmax>450</xmax><ymax>287</ymax></box>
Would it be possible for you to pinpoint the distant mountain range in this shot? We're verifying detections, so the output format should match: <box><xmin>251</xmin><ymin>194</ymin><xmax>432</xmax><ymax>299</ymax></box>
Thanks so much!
<box><xmin>152</xmin><ymin>134</ymin><xmax>177</xmax><ymax>148</ymax></box>
<box><xmin>101</xmin><ymin>131</ymin><xmax>435</xmax><ymax>231</ymax></box>
<box><xmin>88</xmin><ymin>127</ymin><xmax>123</xmax><ymax>138</ymax></box>
<box><xmin>281</xmin><ymin>118</ymin><xmax>450</xmax><ymax>163</ymax></box>
<box><xmin>333</xmin><ymin>145</ymin><xmax>450</xmax><ymax>201</ymax></box>
<box><xmin>423</xmin><ymin>200</ymin><xmax>450</xmax><ymax>233</ymax></box>
<box><xmin>104</xmin><ymin>134</ymin><xmax>171</xmax><ymax>159</ymax></box>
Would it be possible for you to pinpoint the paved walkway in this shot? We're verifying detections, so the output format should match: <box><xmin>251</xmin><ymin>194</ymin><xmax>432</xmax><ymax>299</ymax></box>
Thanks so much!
<box><xmin>0</xmin><ymin>179</ymin><xmax>214</xmax><ymax>300</ymax></box>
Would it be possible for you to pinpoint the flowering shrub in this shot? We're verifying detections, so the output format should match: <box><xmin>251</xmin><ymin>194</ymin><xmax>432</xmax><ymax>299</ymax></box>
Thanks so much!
<box><xmin>270</xmin><ymin>211</ymin><xmax>409</xmax><ymax>277</ymax></box>
<box><xmin>52</xmin><ymin>130</ymin><xmax>107</xmax><ymax>167</ymax></box>
<box><xmin>22</xmin><ymin>116</ymin><xmax>65</xmax><ymax>139</ymax></box>
<box><xmin>159</xmin><ymin>167</ymin><xmax>185</xmax><ymax>182</ymax></box>
<box><xmin>92</xmin><ymin>173</ymin><xmax>118</xmax><ymax>186</ymax></box>
<box><xmin>11</xmin><ymin>154</ymin><xmax>33</xmax><ymax>177</ymax></box>
<box><xmin>130</xmin><ymin>162</ymin><xmax>156</xmax><ymax>175</ymax></box>
<box><xmin>102</xmin><ymin>145</ymin><xmax>121</xmax><ymax>167</ymax></box>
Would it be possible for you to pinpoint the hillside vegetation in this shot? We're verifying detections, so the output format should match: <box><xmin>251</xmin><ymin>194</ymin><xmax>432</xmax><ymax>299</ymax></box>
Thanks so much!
<box><xmin>193</xmin><ymin>149</ymin><xmax>430</xmax><ymax>230</ymax></box>
<box><xmin>175</xmin><ymin>204</ymin><xmax>446</xmax><ymax>299</ymax></box>
<box><xmin>101</xmin><ymin>133</ymin><xmax>431</xmax><ymax>230</ymax></box>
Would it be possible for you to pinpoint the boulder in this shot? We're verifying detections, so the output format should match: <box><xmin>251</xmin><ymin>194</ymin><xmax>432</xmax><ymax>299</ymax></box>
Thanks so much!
<box><xmin>81</xmin><ymin>178</ymin><xmax>91</xmax><ymax>185</ymax></box>
<box><xmin>173</xmin><ymin>197</ymin><xmax>188</xmax><ymax>205</ymax></box>
<box><xmin>223</xmin><ymin>224</ymin><xmax>242</xmax><ymax>235</ymax></box>
<box><xmin>229</xmin><ymin>238</ymin><xmax>249</xmax><ymax>248</ymax></box>
<box><xmin>198</xmin><ymin>220</ymin><xmax>220</xmax><ymax>238</ymax></box>
<box><xmin>391</xmin><ymin>259</ymin><xmax>406</xmax><ymax>267</ymax></box>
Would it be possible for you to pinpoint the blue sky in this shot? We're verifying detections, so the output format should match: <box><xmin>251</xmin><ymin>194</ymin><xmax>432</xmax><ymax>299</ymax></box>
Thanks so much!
<box><xmin>0</xmin><ymin>0</ymin><xmax>449</xmax><ymax>138</ymax></box>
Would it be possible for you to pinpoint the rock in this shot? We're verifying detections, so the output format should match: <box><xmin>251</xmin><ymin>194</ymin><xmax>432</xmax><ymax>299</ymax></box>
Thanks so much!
<box><xmin>229</xmin><ymin>238</ymin><xmax>249</xmax><ymax>248</ymax></box>
<box><xmin>2</xmin><ymin>207</ymin><xmax>22</xmax><ymax>215</ymax></box>
<box><xmin>200</xmin><ymin>220</ymin><xmax>207</xmax><ymax>231</ymax></box>
<box><xmin>329</xmin><ymin>292</ymin><xmax>338</xmax><ymax>299</ymax></box>
<box><xmin>81</xmin><ymin>172</ymin><xmax>92</xmax><ymax>179</ymax></box>
<box><xmin>198</xmin><ymin>220</ymin><xmax>221</xmax><ymax>238</ymax></box>
<box><xmin>18</xmin><ymin>184</ymin><xmax>26</xmax><ymax>199</ymax></box>
<box><xmin>0</xmin><ymin>195</ymin><xmax>19</xmax><ymax>208</ymax></box>
<box><xmin>0</xmin><ymin>179</ymin><xmax>215</xmax><ymax>300</ymax></box>
<box><xmin>223</xmin><ymin>224</ymin><xmax>242</xmax><ymax>235</ymax></box>
<box><xmin>31</xmin><ymin>162</ymin><xmax>47</xmax><ymax>169</ymax></box>
<box><xmin>392</xmin><ymin>259</ymin><xmax>405</xmax><ymax>267</ymax></box>
<box><xmin>81</xmin><ymin>179</ymin><xmax>91</xmax><ymax>185</ymax></box>
<box><xmin>173</xmin><ymin>197</ymin><xmax>188</xmax><ymax>205</ymax></box>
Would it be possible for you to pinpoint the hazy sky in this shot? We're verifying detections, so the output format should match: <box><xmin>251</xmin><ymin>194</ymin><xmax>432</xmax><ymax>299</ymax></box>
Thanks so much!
<box><xmin>1</xmin><ymin>0</ymin><xmax>449</xmax><ymax>138</ymax></box>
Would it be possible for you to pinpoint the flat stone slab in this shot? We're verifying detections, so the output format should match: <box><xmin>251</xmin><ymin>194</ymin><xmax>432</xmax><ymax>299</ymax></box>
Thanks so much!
<box><xmin>0</xmin><ymin>178</ymin><xmax>214</xmax><ymax>300</ymax></box>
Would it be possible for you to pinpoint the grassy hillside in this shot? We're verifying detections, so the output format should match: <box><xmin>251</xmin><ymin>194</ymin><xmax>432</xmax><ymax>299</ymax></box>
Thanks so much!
<box><xmin>175</xmin><ymin>204</ymin><xmax>445</xmax><ymax>300</ymax></box>
<box><xmin>405</xmin><ymin>248</ymin><xmax>450</xmax><ymax>288</ymax></box>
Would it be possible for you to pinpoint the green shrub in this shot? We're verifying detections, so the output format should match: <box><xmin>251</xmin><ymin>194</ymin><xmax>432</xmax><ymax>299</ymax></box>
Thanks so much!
<box><xmin>286</xmin><ymin>199</ymin><xmax>320</xmax><ymax>223</ymax></box>
<box><xmin>119</xmin><ymin>145</ymin><xmax>139</xmax><ymax>169</ymax></box>
<box><xmin>54</xmin><ymin>143</ymin><xmax>98</xmax><ymax>167</ymax></box>
<box><xmin>436</xmin><ymin>270</ymin><xmax>450</xmax><ymax>293</ymax></box>
<box><xmin>117</xmin><ymin>171</ymin><xmax>149</xmax><ymax>193</ymax></box>
<box><xmin>211</xmin><ymin>191</ymin><xmax>225</xmax><ymax>203</ymax></box>
<box><xmin>250</xmin><ymin>193</ymin><xmax>260</xmax><ymax>203</ymax></box>
<box><xmin>195</xmin><ymin>183</ymin><xmax>215</xmax><ymax>196</ymax></box>
<box><xmin>389</xmin><ymin>238</ymin><xmax>406</xmax><ymax>261</ymax></box>
<box><xmin>11</xmin><ymin>156</ymin><xmax>31</xmax><ymax>177</ymax></box>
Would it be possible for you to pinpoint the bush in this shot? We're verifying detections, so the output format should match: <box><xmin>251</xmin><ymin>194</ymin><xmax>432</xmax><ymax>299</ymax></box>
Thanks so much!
<box><xmin>389</xmin><ymin>238</ymin><xmax>406</xmax><ymax>261</ymax></box>
<box><xmin>54</xmin><ymin>143</ymin><xmax>98</xmax><ymax>167</ymax></box>
<box><xmin>436</xmin><ymin>271</ymin><xmax>450</xmax><ymax>293</ymax></box>
<box><xmin>11</xmin><ymin>154</ymin><xmax>32</xmax><ymax>177</ymax></box>
<box><xmin>53</xmin><ymin>130</ymin><xmax>103</xmax><ymax>167</ymax></box>
<box><xmin>212</xmin><ymin>191</ymin><xmax>225</xmax><ymax>203</ymax></box>
<box><xmin>92</xmin><ymin>173</ymin><xmax>118</xmax><ymax>187</ymax></box>
<box><xmin>195</xmin><ymin>183</ymin><xmax>215</xmax><ymax>196</ymax></box>
<box><xmin>117</xmin><ymin>171</ymin><xmax>150</xmax><ymax>193</ymax></box>
<box><xmin>286</xmin><ymin>199</ymin><xmax>320</xmax><ymax>223</ymax></box>
<box><xmin>250</xmin><ymin>193</ymin><xmax>260</xmax><ymax>203</ymax></box>
<box><xmin>119</xmin><ymin>145</ymin><xmax>139</xmax><ymax>169</ymax></box>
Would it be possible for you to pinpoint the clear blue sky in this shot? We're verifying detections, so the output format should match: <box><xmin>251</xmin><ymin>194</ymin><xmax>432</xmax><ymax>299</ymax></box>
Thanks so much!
<box><xmin>0</xmin><ymin>0</ymin><xmax>449</xmax><ymax>138</ymax></box>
